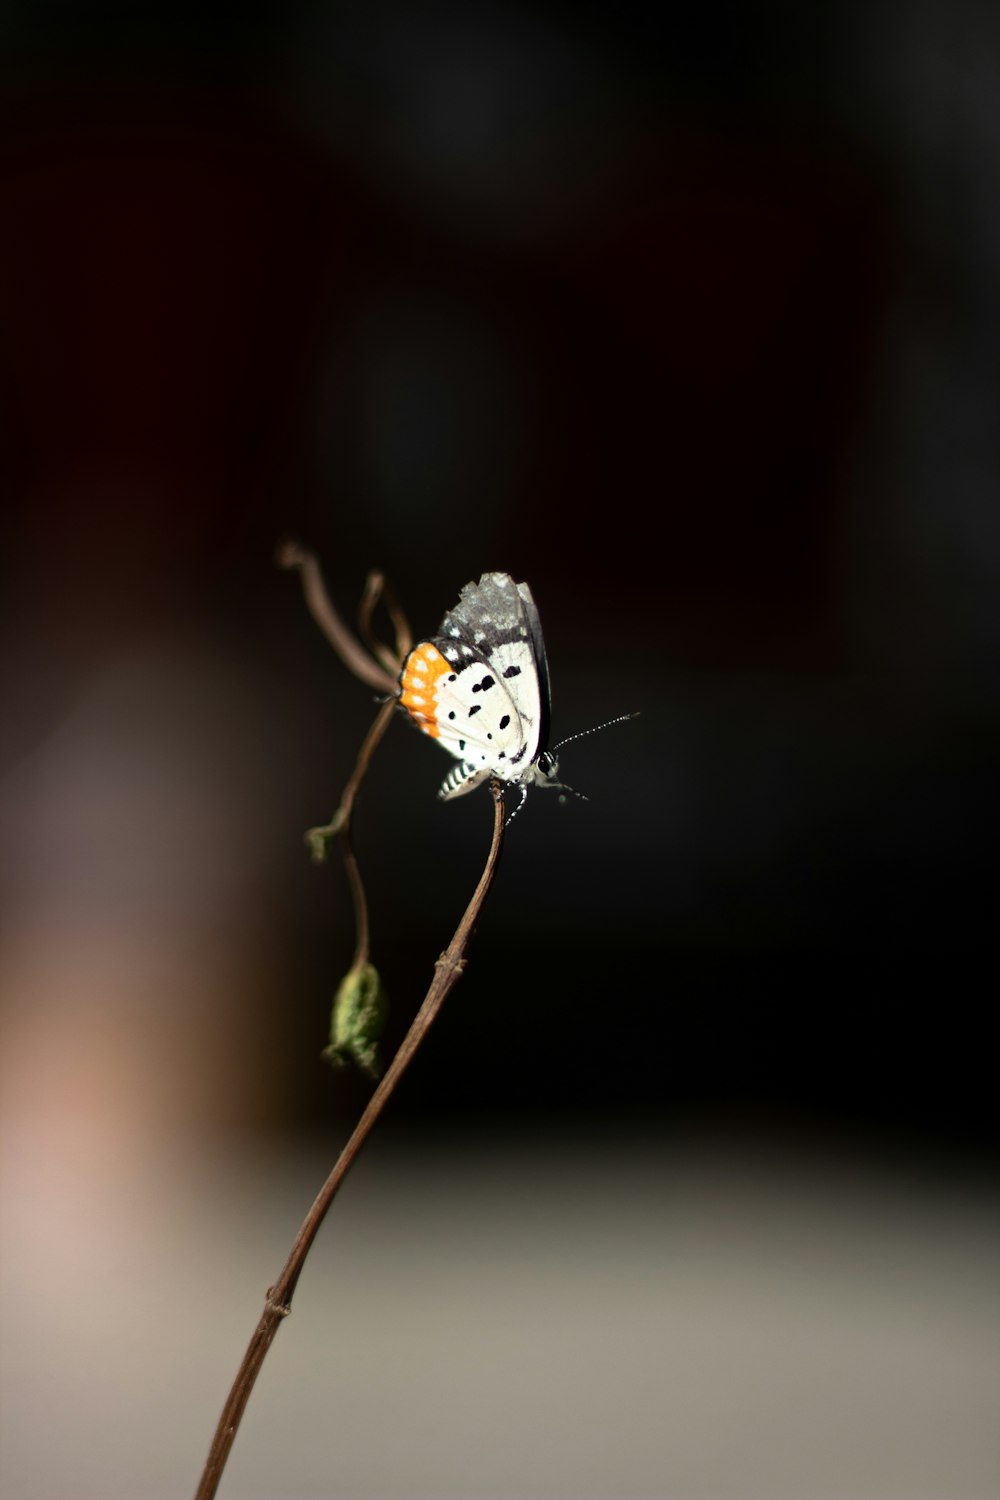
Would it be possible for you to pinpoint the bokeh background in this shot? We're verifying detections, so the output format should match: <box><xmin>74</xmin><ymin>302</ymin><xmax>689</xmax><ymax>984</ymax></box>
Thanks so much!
<box><xmin>2</xmin><ymin>5</ymin><xmax>998</xmax><ymax>1498</ymax></box>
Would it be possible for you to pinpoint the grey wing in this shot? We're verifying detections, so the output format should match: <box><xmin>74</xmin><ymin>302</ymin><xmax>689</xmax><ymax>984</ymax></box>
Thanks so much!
<box><xmin>443</xmin><ymin>572</ymin><xmax>528</xmax><ymax>642</ymax></box>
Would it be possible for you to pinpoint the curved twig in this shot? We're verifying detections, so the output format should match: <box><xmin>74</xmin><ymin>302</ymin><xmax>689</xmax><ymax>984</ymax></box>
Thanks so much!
<box><xmin>193</xmin><ymin>782</ymin><xmax>506</xmax><ymax>1500</ymax></box>
<box><xmin>358</xmin><ymin>570</ymin><xmax>413</xmax><ymax>679</ymax></box>
<box><xmin>305</xmin><ymin>697</ymin><xmax>398</xmax><ymax>972</ymax></box>
<box><xmin>276</xmin><ymin>541</ymin><xmax>400</xmax><ymax>695</ymax></box>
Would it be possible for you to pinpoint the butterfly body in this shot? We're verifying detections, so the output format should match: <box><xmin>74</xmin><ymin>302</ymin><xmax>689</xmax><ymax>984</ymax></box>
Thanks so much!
<box><xmin>399</xmin><ymin>572</ymin><xmax>563</xmax><ymax>805</ymax></box>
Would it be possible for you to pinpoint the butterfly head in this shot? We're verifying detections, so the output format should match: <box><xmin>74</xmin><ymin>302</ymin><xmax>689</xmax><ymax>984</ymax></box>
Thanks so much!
<box><xmin>521</xmin><ymin>747</ymin><xmax>585</xmax><ymax>810</ymax></box>
<box><xmin>533</xmin><ymin>748</ymin><xmax>560</xmax><ymax>783</ymax></box>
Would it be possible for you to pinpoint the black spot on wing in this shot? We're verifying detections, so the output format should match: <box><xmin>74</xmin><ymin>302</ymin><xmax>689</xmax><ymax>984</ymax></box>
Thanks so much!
<box><xmin>468</xmin><ymin>705</ymin><xmax>482</xmax><ymax>717</ymax></box>
<box><xmin>502</xmin><ymin>664</ymin><xmax>521</xmax><ymax>679</ymax></box>
<box><xmin>499</xmin><ymin>714</ymin><xmax>510</xmax><ymax>730</ymax></box>
<box><xmin>472</xmin><ymin>674</ymin><xmax>495</xmax><ymax>693</ymax></box>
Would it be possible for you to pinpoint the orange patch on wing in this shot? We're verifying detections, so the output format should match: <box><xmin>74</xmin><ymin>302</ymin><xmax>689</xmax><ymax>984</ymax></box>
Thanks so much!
<box><xmin>399</xmin><ymin>641</ymin><xmax>455</xmax><ymax>739</ymax></box>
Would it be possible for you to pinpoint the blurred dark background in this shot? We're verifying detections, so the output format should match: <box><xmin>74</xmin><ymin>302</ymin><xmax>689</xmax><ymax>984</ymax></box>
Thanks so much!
<box><xmin>4</xmin><ymin>8</ymin><xmax>1000</xmax><ymax>1500</ymax></box>
<box><xmin>2</xmin><ymin>0</ymin><xmax>998</xmax><ymax>1162</ymax></box>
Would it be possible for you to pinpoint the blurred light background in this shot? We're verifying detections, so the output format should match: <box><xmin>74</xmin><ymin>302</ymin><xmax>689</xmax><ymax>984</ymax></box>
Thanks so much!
<box><xmin>1</xmin><ymin>4</ymin><xmax>998</xmax><ymax>1497</ymax></box>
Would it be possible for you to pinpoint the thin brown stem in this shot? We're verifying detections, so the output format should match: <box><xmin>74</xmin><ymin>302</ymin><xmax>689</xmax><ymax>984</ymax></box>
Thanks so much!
<box><xmin>276</xmin><ymin>541</ymin><xmax>399</xmax><ymax>696</ymax></box>
<box><xmin>193</xmin><ymin>781</ymin><xmax>507</xmax><ymax>1500</ymax></box>
<box><xmin>306</xmin><ymin>697</ymin><xmax>398</xmax><ymax>965</ymax></box>
<box><xmin>358</xmin><ymin>570</ymin><xmax>412</xmax><ymax>679</ymax></box>
<box><xmin>282</xmin><ymin>549</ymin><xmax>405</xmax><ymax>974</ymax></box>
<box><xmin>338</xmin><ymin>698</ymin><xmax>391</xmax><ymax>969</ymax></box>
<box><xmin>339</xmin><ymin>697</ymin><xmax>398</xmax><ymax>832</ymax></box>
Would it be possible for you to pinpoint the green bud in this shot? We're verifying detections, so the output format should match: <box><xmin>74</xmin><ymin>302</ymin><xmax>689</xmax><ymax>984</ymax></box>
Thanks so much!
<box><xmin>323</xmin><ymin>962</ymin><xmax>387</xmax><ymax>1078</ymax></box>
<box><xmin>305</xmin><ymin>812</ymin><xmax>345</xmax><ymax>864</ymax></box>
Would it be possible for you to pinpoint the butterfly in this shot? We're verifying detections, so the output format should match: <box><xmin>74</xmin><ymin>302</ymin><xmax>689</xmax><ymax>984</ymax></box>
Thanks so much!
<box><xmin>398</xmin><ymin>572</ymin><xmax>633</xmax><ymax>820</ymax></box>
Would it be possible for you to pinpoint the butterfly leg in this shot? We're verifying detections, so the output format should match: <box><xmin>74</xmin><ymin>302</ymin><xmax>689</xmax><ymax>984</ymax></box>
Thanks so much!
<box><xmin>504</xmin><ymin>783</ymin><xmax>529</xmax><ymax>826</ymax></box>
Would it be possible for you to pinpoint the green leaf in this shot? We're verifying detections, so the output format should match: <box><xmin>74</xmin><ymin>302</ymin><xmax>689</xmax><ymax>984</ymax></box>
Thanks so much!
<box><xmin>322</xmin><ymin>962</ymin><xmax>388</xmax><ymax>1078</ymax></box>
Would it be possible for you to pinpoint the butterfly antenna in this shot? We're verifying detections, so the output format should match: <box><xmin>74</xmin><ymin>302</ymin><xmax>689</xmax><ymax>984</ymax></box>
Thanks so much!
<box><xmin>551</xmin><ymin>711</ymin><xmax>640</xmax><ymax>754</ymax></box>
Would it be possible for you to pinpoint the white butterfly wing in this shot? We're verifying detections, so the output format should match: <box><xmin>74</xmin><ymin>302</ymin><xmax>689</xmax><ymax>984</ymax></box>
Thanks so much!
<box><xmin>427</xmin><ymin>658</ymin><xmax>528</xmax><ymax>775</ymax></box>
<box><xmin>398</xmin><ymin>572</ymin><xmax>551</xmax><ymax>799</ymax></box>
<box><xmin>399</xmin><ymin>641</ymin><xmax>534</xmax><ymax>794</ymax></box>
